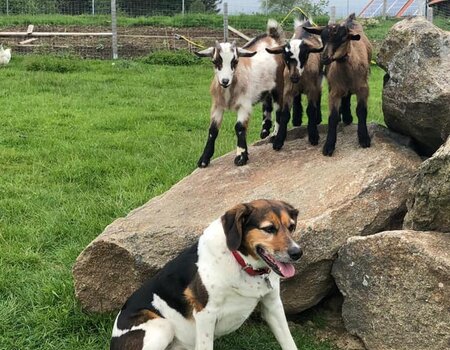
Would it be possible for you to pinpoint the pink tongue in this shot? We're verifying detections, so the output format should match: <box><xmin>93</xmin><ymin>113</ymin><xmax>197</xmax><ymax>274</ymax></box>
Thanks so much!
<box><xmin>276</xmin><ymin>261</ymin><xmax>295</xmax><ymax>278</ymax></box>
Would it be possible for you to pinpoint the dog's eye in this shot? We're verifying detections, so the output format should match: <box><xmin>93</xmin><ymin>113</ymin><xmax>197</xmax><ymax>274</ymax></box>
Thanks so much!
<box><xmin>262</xmin><ymin>225</ymin><xmax>277</xmax><ymax>234</ymax></box>
<box><xmin>288</xmin><ymin>224</ymin><xmax>296</xmax><ymax>232</ymax></box>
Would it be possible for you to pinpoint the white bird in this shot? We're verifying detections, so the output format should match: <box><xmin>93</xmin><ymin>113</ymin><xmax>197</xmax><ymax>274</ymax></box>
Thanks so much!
<box><xmin>0</xmin><ymin>45</ymin><xmax>12</xmax><ymax>65</ymax></box>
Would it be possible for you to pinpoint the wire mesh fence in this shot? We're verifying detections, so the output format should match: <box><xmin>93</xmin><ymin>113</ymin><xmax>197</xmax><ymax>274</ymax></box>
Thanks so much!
<box><xmin>0</xmin><ymin>1</ymin><xmax>448</xmax><ymax>59</ymax></box>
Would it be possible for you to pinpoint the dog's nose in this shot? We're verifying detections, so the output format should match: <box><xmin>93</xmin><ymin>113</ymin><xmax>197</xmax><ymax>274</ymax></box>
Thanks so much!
<box><xmin>221</xmin><ymin>78</ymin><xmax>230</xmax><ymax>86</ymax></box>
<box><xmin>288</xmin><ymin>246</ymin><xmax>303</xmax><ymax>261</ymax></box>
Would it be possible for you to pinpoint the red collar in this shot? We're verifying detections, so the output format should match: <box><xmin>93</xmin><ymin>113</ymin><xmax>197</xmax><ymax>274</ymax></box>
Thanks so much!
<box><xmin>231</xmin><ymin>250</ymin><xmax>270</xmax><ymax>276</ymax></box>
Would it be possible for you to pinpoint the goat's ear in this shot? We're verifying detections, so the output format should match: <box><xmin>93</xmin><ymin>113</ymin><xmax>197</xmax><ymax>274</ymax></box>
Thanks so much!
<box><xmin>221</xmin><ymin>203</ymin><xmax>251</xmax><ymax>251</ymax></box>
<box><xmin>308</xmin><ymin>46</ymin><xmax>324</xmax><ymax>53</ymax></box>
<box><xmin>348</xmin><ymin>33</ymin><xmax>361</xmax><ymax>41</ymax></box>
<box><xmin>266</xmin><ymin>45</ymin><xmax>285</xmax><ymax>55</ymax></box>
<box><xmin>237</xmin><ymin>48</ymin><xmax>257</xmax><ymax>58</ymax></box>
<box><xmin>195</xmin><ymin>47</ymin><xmax>215</xmax><ymax>58</ymax></box>
<box><xmin>303</xmin><ymin>39</ymin><xmax>323</xmax><ymax>53</ymax></box>
<box><xmin>303</xmin><ymin>26</ymin><xmax>325</xmax><ymax>35</ymax></box>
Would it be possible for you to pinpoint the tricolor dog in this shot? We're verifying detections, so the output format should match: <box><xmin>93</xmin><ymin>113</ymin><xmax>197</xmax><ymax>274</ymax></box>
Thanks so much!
<box><xmin>111</xmin><ymin>199</ymin><xmax>303</xmax><ymax>350</ymax></box>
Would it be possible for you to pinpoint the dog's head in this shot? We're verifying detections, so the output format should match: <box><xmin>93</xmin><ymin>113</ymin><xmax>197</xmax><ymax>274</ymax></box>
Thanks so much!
<box><xmin>221</xmin><ymin>199</ymin><xmax>302</xmax><ymax>278</ymax></box>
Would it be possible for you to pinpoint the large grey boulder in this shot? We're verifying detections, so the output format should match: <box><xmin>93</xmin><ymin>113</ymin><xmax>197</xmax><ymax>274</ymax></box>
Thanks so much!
<box><xmin>73</xmin><ymin>124</ymin><xmax>420</xmax><ymax>313</ymax></box>
<box><xmin>404</xmin><ymin>137</ymin><xmax>450</xmax><ymax>232</ymax></box>
<box><xmin>377</xmin><ymin>17</ymin><xmax>450</xmax><ymax>156</ymax></box>
<box><xmin>332</xmin><ymin>230</ymin><xmax>450</xmax><ymax>350</ymax></box>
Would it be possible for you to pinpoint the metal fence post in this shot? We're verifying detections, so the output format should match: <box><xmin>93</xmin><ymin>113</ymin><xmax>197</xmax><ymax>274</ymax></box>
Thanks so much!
<box><xmin>382</xmin><ymin>0</ymin><xmax>387</xmax><ymax>19</ymax></box>
<box><xmin>6</xmin><ymin>0</ymin><xmax>9</xmax><ymax>15</ymax></box>
<box><xmin>418</xmin><ymin>0</ymin><xmax>425</xmax><ymax>16</ymax></box>
<box><xmin>223</xmin><ymin>2</ymin><xmax>228</xmax><ymax>43</ymax></box>
<box><xmin>111</xmin><ymin>0</ymin><xmax>118</xmax><ymax>59</ymax></box>
<box><xmin>427</xmin><ymin>6</ymin><xmax>433</xmax><ymax>22</ymax></box>
<box><xmin>329</xmin><ymin>6</ymin><xmax>336</xmax><ymax>24</ymax></box>
<box><xmin>92</xmin><ymin>0</ymin><xmax>95</xmax><ymax>15</ymax></box>
<box><xmin>182</xmin><ymin>0</ymin><xmax>185</xmax><ymax>15</ymax></box>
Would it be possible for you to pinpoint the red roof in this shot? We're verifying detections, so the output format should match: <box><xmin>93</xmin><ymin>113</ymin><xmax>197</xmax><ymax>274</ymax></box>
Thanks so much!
<box><xmin>428</xmin><ymin>0</ymin><xmax>447</xmax><ymax>5</ymax></box>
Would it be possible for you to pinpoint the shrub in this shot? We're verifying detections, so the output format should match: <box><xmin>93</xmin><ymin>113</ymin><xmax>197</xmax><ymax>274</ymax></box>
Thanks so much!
<box><xmin>142</xmin><ymin>50</ymin><xmax>203</xmax><ymax>66</ymax></box>
<box><xmin>24</xmin><ymin>55</ymin><xmax>86</xmax><ymax>73</ymax></box>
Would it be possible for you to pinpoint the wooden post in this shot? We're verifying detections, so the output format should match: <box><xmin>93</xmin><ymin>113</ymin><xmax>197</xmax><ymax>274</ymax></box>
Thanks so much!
<box><xmin>111</xmin><ymin>0</ymin><xmax>118</xmax><ymax>59</ymax></box>
<box><xmin>223</xmin><ymin>2</ymin><xmax>228</xmax><ymax>43</ymax></box>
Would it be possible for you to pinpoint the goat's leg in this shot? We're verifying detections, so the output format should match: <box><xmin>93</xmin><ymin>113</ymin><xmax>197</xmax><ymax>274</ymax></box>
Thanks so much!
<box><xmin>292</xmin><ymin>94</ymin><xmax>302</xmax><ymax>127</ymax></box>
<box><xmin>197</xmin><ymin>106</ymin><xmax>224</xmax><ymax>168</ymax></box>
<box><xmin>340</xmin><ymin>93</ymin><xmax>353</xmax><ymax>125</ymax></box>
<box><xmin>306</xmin><ymin>96</ymin><xmax>319</xmax><ymax>146</ymax></box>
<box><xmin>356</xmin><ymin>88</ymin><xmax>371</xmax><ymax>148</ymax></box>
<box><xmin>272</xmin><ymin>91</ymin><xmax>291</xmax><ymax>151</ymax></box>
<box><xmin>260</xmin><ymin>93</ymin><xmax>273</xmax><ymax>139</ymax></box>
<box><xmin>316</xmin><ymin>92</ymin><xmax>323</xmax><ymax>125</ymax></box>
<box><xmin>234</xmin><ymin>107</ymin><xmax>251</xmax><ymax>166</ymax></box>
<box><xmin>323</xmin><ymin>93</ymin><xmax>341</xmax><ymax>156</ymax></box>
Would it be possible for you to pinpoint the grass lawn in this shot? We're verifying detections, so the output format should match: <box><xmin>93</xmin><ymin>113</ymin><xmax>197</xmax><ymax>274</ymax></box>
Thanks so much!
<box><xmin>0</xmin><ymin>55</ymin><xmax>384</xmax><ymax>350</ymax></box>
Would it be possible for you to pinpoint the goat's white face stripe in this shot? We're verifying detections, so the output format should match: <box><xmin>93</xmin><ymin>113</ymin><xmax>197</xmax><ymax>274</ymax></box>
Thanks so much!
<box><xmin>215</xmin><ymin>43</ymin><xmax>237</xmax><ymax>87</ymax></box>
<box><xmin>289</xmin><ymin>39</ymin><xmax>304</xmax><ymax>74</ymax></box>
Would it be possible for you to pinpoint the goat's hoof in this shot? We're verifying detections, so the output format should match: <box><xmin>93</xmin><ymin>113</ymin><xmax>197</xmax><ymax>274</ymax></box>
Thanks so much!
<box><xmin>342</xmin><ymin>116</ymin><xmax>353</xmax><ymax>125</ymax></box>
<box><xmin>316</xmin><ymin>117</ymin><xmax>322</xmax><ymax>125</ymax></box>
<box><xmin>309</xmin><ymin>136</ymin><xmax>319</xmax><ymax>146</ymax></box>
<box><xmin>197</xmin><ymin>157</ymin><xmax>210</xmax><ymax>168</ymax></box>
<box><xmin>359</xmin><ymin>137</ymin><xmax>371</xmax><ymax>148</ymax></box>
<box><xmin>292</xmin><ymin>119</ymin><xmax>302</xmax><ymax>127</ymax></box>
<box><xmin>234</xmin><ymin>153</ymin><xmax>248</xmax><ymax>166</ymax></box>
<box><xmin>322</xmin><ymin>144</ymin><xmax>335</xmax><ymax>156</ymax></box>
<box><xmin>260</xmin><ymin>129</ymin><xmax>270</xmax><ymax>139</ymax></box>
<box><xmin>272</xmin><ymin>142</ymin><xmax>284</xmax><ymax>151</ymax></box>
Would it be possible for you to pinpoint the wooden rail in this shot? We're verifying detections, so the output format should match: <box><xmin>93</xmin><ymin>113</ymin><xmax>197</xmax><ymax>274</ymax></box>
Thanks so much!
<box><xmin>0</xmin><ymin>31</ymin><xmax>113</xmax><ymax>37</ymax></box>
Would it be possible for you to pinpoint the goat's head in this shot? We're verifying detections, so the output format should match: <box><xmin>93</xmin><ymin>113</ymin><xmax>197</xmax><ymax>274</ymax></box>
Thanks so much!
<box><xmin>265</xmin><ymin>39</ymin><xmax>322</xmax><ymax>83</ymax></box>
<box><xmin>195</xmin><ymin>41</ymin><xmax>256</xmax><ymax>88</ymax></box>
<box><xmin>303</xmin><ymin>14</ymin><xmax>360</xmax><ymax>66</ymax></box>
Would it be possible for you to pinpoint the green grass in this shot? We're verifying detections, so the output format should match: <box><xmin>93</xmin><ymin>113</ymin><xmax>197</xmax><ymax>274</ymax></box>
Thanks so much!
<box><xmin>0</xmin><ymin>55</ymin><xmax>384</xmax><ymax>350</ymax></box>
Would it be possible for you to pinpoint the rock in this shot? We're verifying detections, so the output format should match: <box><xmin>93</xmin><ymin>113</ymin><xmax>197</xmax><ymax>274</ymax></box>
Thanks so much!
<box><xmin>73</xmin><ymin>124</ymin><xmax>421</xmax><ymax>313</ymax></box>
<box><xmin>404</xmin><ymin>137</ymin><xmax>450</xmax><ymax>232</ymax></box>
<box><xmin>332</xmin><ymin>230</ymin><xmax>450</xmax><ymax>350</ymax></box>
<box><xmin>377</xmin><ymin>17</ymin><xmax>450</xmax><ymax>156</ymax></box>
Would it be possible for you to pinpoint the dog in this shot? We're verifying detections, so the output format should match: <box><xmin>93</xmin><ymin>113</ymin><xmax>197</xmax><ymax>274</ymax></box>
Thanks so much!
<box><xmin>111</xmin><ymin>199</ymin><xmax>303</xmax><ymax>350</ymax></box>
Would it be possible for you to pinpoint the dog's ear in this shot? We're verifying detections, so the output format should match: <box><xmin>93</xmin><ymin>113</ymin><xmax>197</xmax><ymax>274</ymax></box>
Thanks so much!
<box><xmin>281</xmin><ymin>201</ymin><xmax>299</xmax><ymax>223</ymax></box>
<box><xmin>221</xmin><ymin>204</ymin><xmax>251</xmax><ymax>251</ymax></box>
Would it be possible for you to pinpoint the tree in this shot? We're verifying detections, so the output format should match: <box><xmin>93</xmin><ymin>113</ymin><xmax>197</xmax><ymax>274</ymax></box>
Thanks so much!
<box><xmin>190</xmin><ymin>0</ymin><xmax>206</xmax><ymax>13</ymax></box>
<box><xmin>203</xmin><ymin>0</ymin><xmax>222</xmax><ymax>13</ymax></box>
<box><xmin>262</xmin><ymin>0</ymin><xmax>329</xmax><ymax>16</ymax></box>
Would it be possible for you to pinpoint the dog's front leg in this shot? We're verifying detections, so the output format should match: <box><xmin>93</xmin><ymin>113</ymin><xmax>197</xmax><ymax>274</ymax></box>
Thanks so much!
<box><xmin>193</xmin><ymin>309</ymin><xmax>217</xmax><ymax>350</ymax></box>
<box><xmin>261</xmin><ymin>290</ymin><xmax>297</xmax><ymax>350</ymax></box>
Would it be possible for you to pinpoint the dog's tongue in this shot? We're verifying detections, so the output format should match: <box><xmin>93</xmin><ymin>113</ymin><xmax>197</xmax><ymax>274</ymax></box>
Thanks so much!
<box><xmin>276</xmin><ymin>261</ymin><xmax>295</xmax><ymax>278</ymax></box>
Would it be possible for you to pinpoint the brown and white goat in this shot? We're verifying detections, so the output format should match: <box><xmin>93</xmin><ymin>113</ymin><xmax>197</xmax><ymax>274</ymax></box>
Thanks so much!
<box><xmin>195</xmin><ymin>20</ymin><xmax>285</xmax><ymax>167</ymax></box>
<box><xmin>266</xmin><ymin>19</ymin><xmax>323</xmax><ymax>149</ymax></box>
<box><xmin>304</xmin><ymin>13</ymin><xmax>372</xmax><ymax>156</ymax></box>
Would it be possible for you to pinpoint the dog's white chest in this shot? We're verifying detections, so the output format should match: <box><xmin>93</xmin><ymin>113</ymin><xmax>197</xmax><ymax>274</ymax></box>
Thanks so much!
<box><xmin>214</xmin><ymin>291</ymin><xmax>260</xmax><ymax>337</ymax></box>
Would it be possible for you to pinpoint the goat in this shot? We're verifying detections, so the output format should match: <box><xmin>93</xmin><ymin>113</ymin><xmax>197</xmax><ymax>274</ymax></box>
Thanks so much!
<box><xmin>195</xmin><ymin>20</ymin><xmax>285</xmax><ymax>167</ymax></box>
<box><xmin>265</xmin><ymin>19</ymin><xmax>324</xmax><ymax>150</ymax></box>
<box><xmin>304</xmin><ymin>13</ymin><xmax>372</xmax><ymax>156</ymax></box>
<box><xmin>0</xmin><ymin>45</ymin><xmax>11</xmax><ymax>65</ymax></box>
